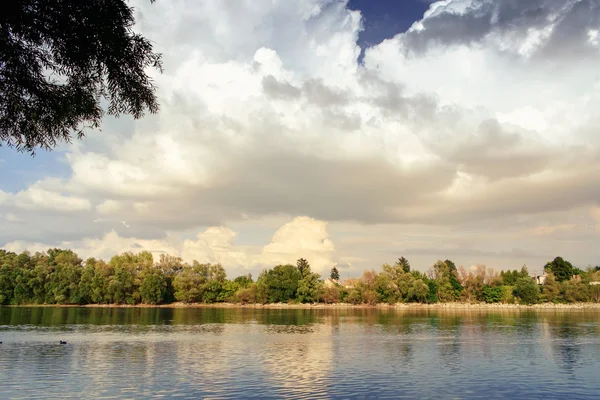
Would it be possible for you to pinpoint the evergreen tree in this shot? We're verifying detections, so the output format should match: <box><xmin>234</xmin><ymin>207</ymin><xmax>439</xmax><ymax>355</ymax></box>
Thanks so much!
<box><xmin>395</xmin><ymin>257</ymin><xmax>411</xmax><ymax>273</ymax></box>
<box><xmin>330</xmin><ymin>266</ymin><xmax>340</xmax><ymax>280</ymax></box>
<box><xmin>296</xmin><ymin>258</ymin><xmax>311</xmax><ymax>278</ymax></box>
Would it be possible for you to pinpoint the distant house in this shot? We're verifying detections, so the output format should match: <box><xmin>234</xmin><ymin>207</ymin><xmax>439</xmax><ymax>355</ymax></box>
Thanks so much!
<box><xmin>342</xmin><ymin>278</ymin><xmax>359</xmax><ymax>289</ymax></box>
<box><xmin>323</xmin><ymin>278</ymin><xmax>339</xmax><ymax>289</ymax></box>
<box><xmin>535</xmin><ymin>273</ymin><xmax>547</xmax><ymax>285</ymax></box>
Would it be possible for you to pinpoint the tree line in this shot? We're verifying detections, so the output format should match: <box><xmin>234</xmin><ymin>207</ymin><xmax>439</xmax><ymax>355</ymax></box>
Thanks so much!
<box><xmin>0</xmin><ymin>249</ymin><xmax>599</xmax><ymax>306</ymax></box>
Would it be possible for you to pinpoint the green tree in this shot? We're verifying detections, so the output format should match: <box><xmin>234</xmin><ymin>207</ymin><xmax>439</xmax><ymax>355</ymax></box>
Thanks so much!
<box><xmin>90</xmin><ymin>259</ymin><xmax>112</xmax><ymax>303</ymax></box>
<box><xmin>330</xmin><ymin>266</ymin><xmax>340</xmax><ymax>280</ymax></box>
<box><xmin>172</xmin><ymin>261</ymin><xmax>221</xmax><ymax>303</ymax></box>
<box><xmin>432</xmin><ymin>260</ymin><xmax>463</xmax><ymax>302</ymax></box>
<box><xmin>346</xmin><ymin>289</ymin><xmax>362</xmax><ymax>304</ymax></box>
<box><xmin>46</xmin><ymin>263</ymin><xmax>81</xmax><ymax>304</ymax></box>
<box><xmin>156</xmin><ymin>254</ymin><xmax>184</xmax><ymax>276</ymax></box>
<box><xmin>156</xmin><ymin>254</ymin><xmax>184</xmax><ymax>303</ymax></box>
<box><xmin>199</xmin><ymin>264</ymin><xmax>227</xmax><ymax>303</ymax></box>
<box><xmin>140</xmin><ymin>272</ymin><xmax>167</xmax><ymax>304</ymax></box>
<box><xmin>107</xmin><ymin>264</ymin><xmax>136</xmax><ymax>304</ymax></box>
<box><xmin>233</xmin><ymin>283</ymin><xmax>259</xmax><ymax>304</ymax></box>
<box><xmin>0</xmin><ymin>264</ymin><xmax>14</xmax><ymax>304</ymax></box>
<box><xmin>513</xmin><ymin>277</ymin><xmax>539</xmax><ymax>304</ymax></box>
<box><xmin>500</xmin><ymin>266</ymin><xmax>530</xmax><ymax>286</ymax></box>
<box><xmin>561</xmin><ymin>280</ymin><xmax>590</xmax><ymax>302</ymax></box>
<box><xmin>541</xmin><ymin>272</ymin><xmax>561</xmax><ymax>303</ymax></box>
<box><xmin>544</xmin><ymin>257</ymin><xmax>575</xmax><ymax>283</ymax></box>
<box><xmin>500</xmin><ymin>270</ymin><xmax>516</xmax><ymax>285</ymax></box>
<box><xmin>78</xmin><ymin>260</ymin><xmax>96</xmax><ymax>304</ymax></box>
<box><xmin>381</xmin><ymin>262</ymin><xmax>412</xmax><ymax>301</ymax></box>
<box><xmin>374</xmin><ymin>273</ymin><xmax>398</xmax><ymax>304</ymax></box>
<box><xmin>426</xmin><ymin>280</ymin><xmax>439</xmax><ymax>303</ymax></box>
<box><xmin>395</xmin><ymin>257</ymin><xmax>411</xmax><ymax>273</ymax></box>
<box><xmin>257</xmin><ymin>264</ymin><xmax>300</xmax><ymax>303</ymax></box>
<box><xmin>482</xmin><ymin>285</ymin><xmax>503</xmax><ymax>303</ymax></box>
<box><xmin>201</xmin><ymin>280</ymin><xmax>223</xmax><ymax>303</ymax></box>
<box><xmin>297</xmin><ymin>272</ymin><xmax>321</xmax><ymax>303</ymax></box>
<box><xmin>296</xmin><ymin>258</ymin><xmax>311</xmax><ymax>278</ymax></box>
<box><xmin>406</xmin><ymin>279</ymin><xmax>429</xmax><ymax>303</ymax></box>
<box><xmin>217</xmin><ymin>280</ymin><xmax>240</xmax><ymax>302</ymax></box>
<box><xmin>501</xmin><ymin>286</ymin><xmax>515</xmax><ymax>304</ymax></box>
<box><xmin>1</xmin><ymin>0</ymin><xmax>162</xmax><ymax>153</ymax></box>
<box><xmin>233</xmin><ymin>274</ymin><xmax>253</xmax><ymax>288</ymax></box>
<box><xmin>446</xmin><ymin>259</ymin><xmax>464</xmax><ymax>299</ymax></box>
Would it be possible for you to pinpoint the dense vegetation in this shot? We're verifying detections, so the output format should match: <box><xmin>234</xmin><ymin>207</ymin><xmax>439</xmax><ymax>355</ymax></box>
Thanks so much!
<box><xmin>0</xmin><ymin>249</ymin><xmax>599</xmax><ymax>306</ymax></box>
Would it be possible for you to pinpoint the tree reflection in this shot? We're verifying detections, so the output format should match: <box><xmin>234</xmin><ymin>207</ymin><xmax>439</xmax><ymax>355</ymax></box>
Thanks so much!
<box><xmin>552</xmin><ymin>323</ymin><xmax>583</xmax><ymax>373</ymax></box>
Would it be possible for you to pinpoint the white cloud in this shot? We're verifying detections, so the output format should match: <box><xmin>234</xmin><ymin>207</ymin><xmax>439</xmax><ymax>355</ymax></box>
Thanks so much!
<box><xmin>181</xmin><ymin>216</ymin><xmax>336</xmax><ymax>274</ymax></box>
<box><xmin>182</xmin><ymin>226</ymin><xmax>250</xmax><ymax>267</ymax></box>
<box><xmin>1</xmin><ymin>185</ymin><xmax>91</xmax><ymax>212</ymax></box>
<box><xmin>260</xmin><ymin>216</ymin><xmax>336</xmax><ymax>273</ymax></box>
<box><xmin>4</xmin><ymin>216</ymin><xmax>338</xmax><ymax>276</ymax></box>
<box><xmin>2</xmin><ymin>0</ymin><xmax>600</xmax><ymax>271</ymax></box>
<box><xmin>96</xmin><ymin>199</ymin><xmax>122</xmax><ymax>215</ymax></box>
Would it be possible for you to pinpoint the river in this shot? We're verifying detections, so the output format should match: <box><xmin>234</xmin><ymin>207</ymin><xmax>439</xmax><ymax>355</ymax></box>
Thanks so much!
<box><xmin>1</xmin><ymin>307</ymin><xmax>599</xmax><ymax>399</ymax></box>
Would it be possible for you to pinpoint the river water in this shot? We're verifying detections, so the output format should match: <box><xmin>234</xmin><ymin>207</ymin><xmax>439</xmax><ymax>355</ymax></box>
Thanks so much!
<box><xmin>0</xmin><ymin>307</ymin><xmax>599</xmax><ymax>399</ymax></box>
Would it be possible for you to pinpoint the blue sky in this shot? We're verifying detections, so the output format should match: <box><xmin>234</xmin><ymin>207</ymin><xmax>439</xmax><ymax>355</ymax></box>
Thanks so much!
<box><xmin>0</xmin><ymin>146</ymin><xmax>70</xmax><ymax>192</ymax></box>
<box><xmin>348</xmin><ymin>0</ymin><xmax>431</xmax><ymax>58</ymax></box>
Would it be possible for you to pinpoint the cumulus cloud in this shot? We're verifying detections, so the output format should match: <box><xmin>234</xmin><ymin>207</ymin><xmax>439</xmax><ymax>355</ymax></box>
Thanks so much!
<box><xmin>4</xmin><ymin>216</ymin><xmax>338</xmax><ymax>275</ymax></box>
<box><xmin>181</xmin><ymin>216</ymin><xmax>337</xmax><ymax>274</ymax></box>
<box><xmin>2</xmin><ymin>0</ymin><xmax>600</xmax><ymax>271</ymax></box>
<box><xmin>0</xmin><ymin>185</ymin><xmax>91</xmax><ymax>212</ymax></box>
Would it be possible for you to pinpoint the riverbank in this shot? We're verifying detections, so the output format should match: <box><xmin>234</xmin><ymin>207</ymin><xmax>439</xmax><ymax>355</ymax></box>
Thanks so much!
<box><xmin>4</xmin><ymin>302</ymin><xmax>600</xmax><ymax>309</ymax></box>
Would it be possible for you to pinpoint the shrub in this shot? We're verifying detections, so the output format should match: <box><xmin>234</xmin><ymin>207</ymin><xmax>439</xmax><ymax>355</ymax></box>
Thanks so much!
<box><xmin>500</xmin><ymin>286</ymin><xmax>515</xmax><ymax>304</ymax></box>
<box><xmin>232</xmin><ymin>284</ymin><xmax>259</xmax><ymax>304</ymax></box>
<box><xmin>561</xmin><ymin>281</ymin><xmax>590</xmax><ymax>302</ymax></box>
<box><xmin>346</xmin><ymin>289</ymin><xmax>362</xmax><ymax>304</ymax></box>
<box><xmin>362</xmin><ymin>290</ymin><xmax>381</xmax><ymax>305</ymax></box>
<box><xmin>319</xmin><ymin>287</ymin><xmax>341</xmax><ymax>304</ymax></box>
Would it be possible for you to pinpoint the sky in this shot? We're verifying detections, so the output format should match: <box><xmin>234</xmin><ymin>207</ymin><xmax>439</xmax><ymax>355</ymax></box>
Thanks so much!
<box><xmin>2</xmin><ymin>0</ymin><xmax>600</xmax><ymax>278</ymax></box>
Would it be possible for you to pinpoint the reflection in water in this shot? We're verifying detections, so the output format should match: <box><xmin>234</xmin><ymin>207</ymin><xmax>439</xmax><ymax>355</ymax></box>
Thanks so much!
<box><xmin>552</xmin><ymin>324</ymin><xmax>582</xmax><ymax>373</ymax></box>
<box><xmin>1</xmin><ymin>307</ymin><xmax>600</xmax><ymax>399</ymax></box>
<box><xmin>261</xmin><ymin>324</ymin><xmax>333</xmax><ymax>399</ymax></box>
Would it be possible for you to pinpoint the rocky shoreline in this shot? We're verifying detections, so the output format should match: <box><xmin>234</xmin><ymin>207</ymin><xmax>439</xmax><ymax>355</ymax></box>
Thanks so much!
<box><xmin>4</xmin><ymin>302</ymin><xmax>600</xmax><ymax>310</ymax></box>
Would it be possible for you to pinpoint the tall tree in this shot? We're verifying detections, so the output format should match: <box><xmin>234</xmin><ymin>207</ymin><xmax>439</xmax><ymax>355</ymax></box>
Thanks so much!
<box><xmin>544</xmin><ymin>257</ymin><xmax>575</xmax><ymax>283</ymax></box>
<box><xmin>432</xmin><ymin>260</ymin><xmax>463</xmax><ymax>302</ymax></box>
<box><xmin>330</xmin><ymin>266</ymin><xmax>340</xmax><ymax>281</ymax></box>
<box><xmin>395</xmin><ymin>257</ymin><xmax>411</xmax><ymax>273</ymax></box>
<box><xmin>1</xmin><ymin>0</ymin><xmax>162</xmax><ymax>153</ymax></box>
<box><xmin>257</xmin><ymin>264</ymin><xmax>300</xmax><ymax>303</ymax></box>
<box><xmin>296</xmin><ymin>258</ymin><xmax>311</xmax><ymax>278</ymax></box>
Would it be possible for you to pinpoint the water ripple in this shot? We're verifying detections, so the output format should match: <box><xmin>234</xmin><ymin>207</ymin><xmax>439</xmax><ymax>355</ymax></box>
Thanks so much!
<box><xmin>0</xmin><ymin>307</ymin><xmax>599</xmax><ymax>399</ymax></box>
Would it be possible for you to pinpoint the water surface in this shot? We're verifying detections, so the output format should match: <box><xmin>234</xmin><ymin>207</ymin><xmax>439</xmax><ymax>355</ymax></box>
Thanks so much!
<box><xmin>1</xmin><ymin>307</ymin><xmax>599</xmax><ymax>399</ymax></box>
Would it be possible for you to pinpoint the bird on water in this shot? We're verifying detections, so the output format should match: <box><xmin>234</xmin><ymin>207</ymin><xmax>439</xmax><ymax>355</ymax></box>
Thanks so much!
<box><xmin>59</xmin><ymin>340</ymin><xmax>67</xmax><ymax>344</ymax></box>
